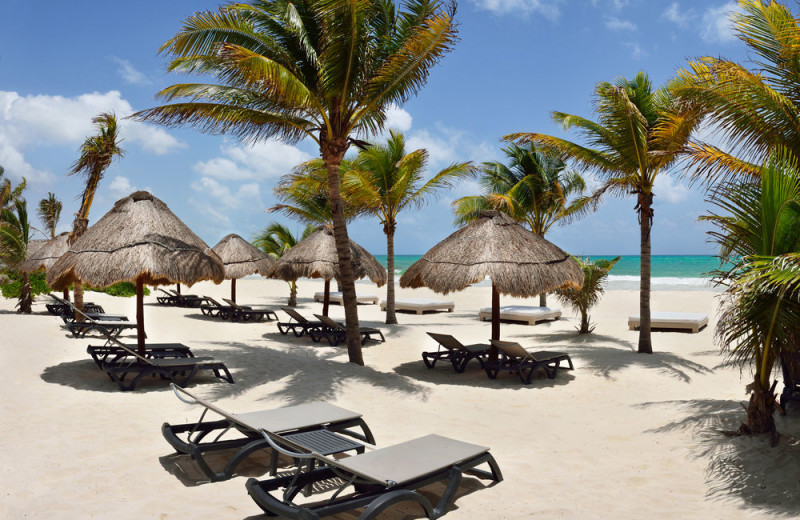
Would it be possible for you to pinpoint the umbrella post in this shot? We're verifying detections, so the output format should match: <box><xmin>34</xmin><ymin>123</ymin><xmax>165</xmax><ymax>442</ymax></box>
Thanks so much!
<box><xmin>490</xmin><ymin>282</ymin><xmax>500</xmax><ymax>361</ymax></box>
<box><xmin>322</xmin><ymin>279</ymin><xmax>331</xmax><ymax>316</ymax></box>
<box><xmin>231</xmin><ymin>278</ymin><xmax>236</xmax><ymax>304</ymax></box>
<box><xmin>136</xmin><ymin>277</ymin><xmax>146</xmax><ymax>357</ymax></box>
<box><xmin>63</xmin><ymin>288</ymin><xmax>70</xmax><ymax>302</ymax></box>
<box><xmin>175</xmin><ymin>283</ymin><xmax>181</xmax><ymax>295</ymax></box>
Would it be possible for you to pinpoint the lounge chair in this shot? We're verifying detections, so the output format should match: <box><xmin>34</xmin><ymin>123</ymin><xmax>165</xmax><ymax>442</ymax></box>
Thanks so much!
<box><xmin>628</xmin><ymin>311</ymin><xmax>708</xmax><ymax>333</ymax></box>
<box><xmin>486</xmin><ymin>339</ymin><xmax>573</xmax><ymax>384</ymax></box>
<box><xmin>163</xmin><ymin>385</ymin><xmax>374</xmax><ymax>482</ymax></box>
<box><xmin>222</xmin><ymin>298</ymin><xmax>278</xmax><ymax>322</ymax></box>
<box><xmin>199</xmin><ymin>296</ymin><xmax>236</xmax><ymax>318</ymax></box>
<box><xmin>277</xmin><ymin>308</ymin><xmax>324</xmax><ymax>337</ymax></box>
<box><xmin>64</xmin><ymin>317</ymin><xmax>138</xmax><ymax>339</ymax></box>
<box><xmin>423</xmin><ymin>333</ymin><xmax>490</xmax><ymax>372</ymax></box>
<box><xmin>780</xmin><ymin>351</ymin><xmax>800</xmax><ymax>415</ymax></box>
<box><xmin>382</xmin><ymin>299</ymin><xmax>455</xmax><ymax>314</ymax></box>
<box><xmin>478</xmin><ymin>305</ymin><xmax>562</xmax><ymax>325</ymax></box>
<box><xmin>157</xmin><ymin>288</ymin><xmax>179</xmax><ymax>305</ymax></box>
<box><xmin>160</xmin><ymin>289</ymin><xmax>208</xmax><ymax>308</ymax></box>
<box><xmin>100</xmin><ymin>343</ymin><xmax>233</xmax><ymax>391</ymax></box>
<box><xmin>314</xmin><ymin>291</ymin><xmax>380</xmax><ymax>305</ymax></box>
<box><xmin>245</xmin><ymin>430</ymin><xmax>502</xmax><ymax>520</ymax></box>
<box><xmin>87</xmin><ymin>343</ymin><xmax>195</xmax><ymax>368</ymax></box>
<box><xmin>310</xmin><ymin>314</ymin><xmax>385</xmax><ymax>346</ymax></box>
<box><xmin>45</xmin><ymin>294</ymin><xmax>104</xmax><ymax>316</ymax></box>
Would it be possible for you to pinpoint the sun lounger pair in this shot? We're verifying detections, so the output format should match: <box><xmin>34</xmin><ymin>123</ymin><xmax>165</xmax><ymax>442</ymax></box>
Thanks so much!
<box><xmin>165</xmin><ymin>386</ymin><xmax>502</xmax><ymax>519</ymax></box>
<box><xmin>310</xmin><ymin>314</ymin><xmax>385</xmax><ymax>346</ymax></box>
<box><xmin>45</xmin><ymin>294</ymin><xmax>104</xmax><ymax>316</ymax></box>
<box><xmin>156</xmin><ymin>288</ymin><xmax>209</xmax><ymax>308</ymax></box>
<box><xmin>87</xmin><ymin>342</ymin><xmax>195</xmax><ymax>368</ymax></box>
<box><xmin>199</xmin><ymin>296</ymin><xmax>277</xmax><ymax>322</ymax></box>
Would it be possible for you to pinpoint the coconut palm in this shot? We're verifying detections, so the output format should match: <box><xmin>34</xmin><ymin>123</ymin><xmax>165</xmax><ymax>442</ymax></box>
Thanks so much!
<box><xmin>703</xmin><ymin>152</ymin><xmax>800</xmax><ymax>437</ymax></box>
<box><xmin>672</xmin><ymin>0</ymin><xmax>800</xmax><ymax>183</ymax></box>
<box><xmin>506</xmin><ymin>72</ymin><xmax>702</xmax><ymax>354</ymax></box>
<box><xmin>68</xmin><ymin>112</ymin><xmax>125</xmax><ymax>316</ymax></box>
<box><xmin>346</xmin><ymin>131</ymin><xmax>475</xmax><ymax>324</ymax></box>
<box><xmin>38</xmin><ymin>193</ymin><xmax>62</xmax><ymax>239</ymax></box>
<box><xmin>133</xmin><ymin>0</ymin><xmax>459</xmax><ymax>366</ymax></box>
<box><xmin>0</xmin><ymin>198</ymin><xmax>33</xmax><ymax>313</ymax></box>
<box><xmin>253</xmin><ymin>222</ymin><xmax>314</xmax><ymax>306</ymax></box>
<box><xmin>555</xmin><ymin>256</ymin><xmax>620</xmax><ymax>334</ymax></box>
<box><xmin>453</xmin><ymin>142</ymin><xmax>587</xmax><ymax>306</ymax></box>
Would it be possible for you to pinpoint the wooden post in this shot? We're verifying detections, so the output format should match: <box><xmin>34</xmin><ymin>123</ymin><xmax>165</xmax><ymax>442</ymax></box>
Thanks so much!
<box><xmin>231</xmin><ymin>278</ymin><xmax>237</xmax><ymax>303</ymax></box>
<box><xmin>63</xmin><ymin>288</ymin><xmax>70</xmax><ymax>302</ymax></box>
<box><xmin>136</xmin><ymin>277</ymin><xmax>146</xmax><ymax>358</ymax></box>
<box><xmin>323</xmin><ymin>279</ymin><xmax>331</xmax><ymax>317</ymax></box>
<box><xmin>490</xmin><ymin>282</ymin><xmax>500</xmax><ymax>362</ymax></box>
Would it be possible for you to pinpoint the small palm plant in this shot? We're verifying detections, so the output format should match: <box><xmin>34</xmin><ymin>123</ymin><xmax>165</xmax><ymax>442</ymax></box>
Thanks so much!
<box><xmin>0</xmin><ymin>198</ymin><xmax>33</xmax><ymax>313</ymax></box>
<box><xmin>253</xmin><ymin>223</ymin><xmax>314</xmax><ymax>307</ymax></box>
<box><xmin>555</xmin><ymin>256</ymin><xmax>620</xmax><ymax>334</ymax></box>
<box><xmin>38</xmin><ymin>193</ymin><xmax>63</xmax><ymax>239</ymax></box>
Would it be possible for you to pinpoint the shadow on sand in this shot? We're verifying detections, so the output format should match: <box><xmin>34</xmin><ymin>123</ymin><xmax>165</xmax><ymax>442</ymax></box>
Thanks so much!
<box><xmin>639</xmin><ymin>398</ymin><xmax>800</xmax><ymax>517</ymax></box>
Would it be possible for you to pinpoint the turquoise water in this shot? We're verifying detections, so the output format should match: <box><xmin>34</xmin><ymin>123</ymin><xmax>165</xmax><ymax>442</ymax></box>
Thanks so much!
<box><xmin>373</xmin><ymin>254</ymin><xmax>726</xmax><ymax>291</ymax></box>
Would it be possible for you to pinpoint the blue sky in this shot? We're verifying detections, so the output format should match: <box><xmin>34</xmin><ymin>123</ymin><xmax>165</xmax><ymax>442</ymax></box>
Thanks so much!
<box><xmin>0</xmin><ymin>0</ymin><xmax>751</xmax><ymax>256</ymax></box>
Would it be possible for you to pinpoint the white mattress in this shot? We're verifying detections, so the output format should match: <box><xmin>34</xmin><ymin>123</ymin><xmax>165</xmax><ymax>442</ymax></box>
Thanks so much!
<box><xmin>478</xmin><ymin>306</ymin><xmax>562</xmax><ymax>325</ymax></box>
<box><xmin>628</xmin><ymin>311</ymin><xmax>708</xmax><ymax>332</ymax></box>
<box><xmin>380</xmin><ymin>298</ymin><xmax>455</xmax><ymax>314</ymax></box>
<box><xmin>313</xmin><ymin>292</ymin><xmax>379</xmax><ymax>304</ymax></box>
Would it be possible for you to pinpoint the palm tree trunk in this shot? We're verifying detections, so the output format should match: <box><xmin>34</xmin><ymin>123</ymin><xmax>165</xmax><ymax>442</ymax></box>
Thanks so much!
<box><xmin>385</xmin><ymin>228</ymin><xmax>397</xmax><ymax>325</ymax></box>
<box><xmin>323</xmin><ymin>150</ymin><xmax>363</xmax><ymax>366</ymax></box>
<box><xmin>73</xmin><ymin>282</ymin><xmax>84</xmax><ymax>320</ymax></box>
<box><xmin>638</xmin><ymin>197</ymin><xmax>653</xmax><ymax>354</ymax></box>
<box><xmin>70</xmin><ymin>216</ymin><xmax>89</xmax><ymax>320</ymax></box>
<box><xmin>539</xmin><ymin>293</ymin><xmax>547</xmax><ymax>307</ymax></box>
<box><xmin>18</xmin><ymin>272</ymin><xmax>32</xmax><ymax>314</ymax></box>
<box><xmin>742</xmin><ymin>376</ymin><xmax>777</xmax><ymax>435</ymax></box>
<box><xmin>288</xmin><ymin>281</ymin><xmax>297</xmax><ymax>307</ymax></box>
<box><xmin>580</xmin><ymin>308</ymin><xmax>590</xmax><ymax>334</ymax></box>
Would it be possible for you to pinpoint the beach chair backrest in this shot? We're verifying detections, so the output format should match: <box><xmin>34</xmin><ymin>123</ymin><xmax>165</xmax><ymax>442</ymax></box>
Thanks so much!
<box><xmin>204</xmin><ymin>296</ymin><xmax>223</xmax><ymax>307</ymax></box>
<box><xmin>314</xmin><ymin>314</ymin><xmax>342</xmax><ymax>330</ymax></box>
<box><xmin>223</xmin><ymin>298</ymin><xmax>242</xmax><ymax>309</ymax></box>
<box><xmin>489</xmin><ymin>339</ymin><xmax>531</xmax><ymax>359</ymax></box>
<box><xmin>169</xmin><ymin>384</ymin><xmax>247</xmax><ymax>424</ymax></box>
<box><xmin>426</xmin><ymin>332</ymin><xmax>464</xmax><ymax>351</ymax></box>
<box><xmin>282</xmin><ymin>307</ymin><xmax>309</xmax><ymax>324</ymax></box>
<box><xmin>48</xmin><ymin>293</ymin><xmax>68</xmax><ymax>305</ymax></box>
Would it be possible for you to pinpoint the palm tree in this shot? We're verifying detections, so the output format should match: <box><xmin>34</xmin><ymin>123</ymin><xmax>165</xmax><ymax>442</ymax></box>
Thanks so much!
<box><xmin>0</xmin><ymin>198</ymin><xmax>33</xmax><ymax>313</ymax></box>
<box><xmin>453</xmin><ymin>142</ymin><xmax>587</xmax><ymax>306</ymax></box>
<box><xmin>346</xmin><ymin>131</ymin><xmax>475</xmax><ymax>324</ymax></box>
<box><xmin>506</xmin><ymin>72</ymin><xmax>702</xmax><ymax>354</ymax></box>
<box><xmin>68</xmin><ymin>113</ymin><xmax>124</xmax><ymax>316</ymax></box>
<box><xmin>133</xmin><ymin>0</ymin><xmax>459</xmax><ymax>366</ymax></box>
<box><xmin>671</xmin><ymin>0</ymin><xmax>800</xmax><ymax>183</ymax></box>
<box><xmin>38</xmin><ymin>193</ymin><xmax>63</xmax><ymax>239</ymax></box>
<box><xmin>555</xmin><ymin>256</ymin><xmax>620</xmax><ymax>334</ymax></box>
<box><xmin>703</xmin><ymin>152</ymin><xmax>800</xmax><ymax>437</ymax></box>
<box><xmin>253</xmin><ymin>222</ymin><xmax>314</xmax><ymax>306</ymax></box>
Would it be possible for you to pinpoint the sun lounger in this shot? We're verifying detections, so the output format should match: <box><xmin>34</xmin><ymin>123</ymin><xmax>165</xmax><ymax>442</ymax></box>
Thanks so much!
<box><xmin>159</xmin><ymin>289</ymin><xmax>208</xmax><ymax>308</ymax></box>
<box><xmin>64</xmin><ymin>318</ymin><xmax>138</xmax><ymax>338</ymax></box>
<box><xmin>277</xmin><ymin>308</ymin><xmax>324</xmax><ymax>337</ymax></box>
<box><xmin>314</xmin><ymin>291</ymin><xmax>380</xmax><ymax>305</ymax></box>
<box><xmin>45</xmin><ymin>294</ymin><xmax>104</xmax><ymax>316</ymax></box>
<box><xmin>245</xmin><ymin>430</ymin><xmax>502</xmax><ymax>520</ymax></box>
<box><xmin>780</xmin><ymin>351</ymin><xmax>800</xmax><ymax>415</ymax></box>
<box><xmin>382</xmin><ymin>298</ymin><xmax>455</xmax><ymax>314</ymax></box>
<box><xmin>479</xmin><ymin>305</ymin><xmax>561</xmax><ymax>325</ymax></box>
<box><xmin>310</xmin><ymin>314</ymin><xmax>385</xmax><ymax>346</ymax></box>
<box><xmin>627</xmin><ymin>311</ymin><xmax>708</xmax><ymax>333</ymax></box>
<box><xmin>423</xmin><ymin>333</ymin><xmax>490</xmax><ymax>372</ymax></box>
<box><xmin>222</xmin><ymin>298</ymin><xmax>278</xmax><ymax>322</ymax></box>
<box><xmin>86</xmin><ymin>343</ymin><xmax>196</xmax><ymax>368</ymax></box>
<box><xmin>486</xmin><ymin>339</ymin><xmax>573</xmax><ymax>384</ymax></box>
<box><xmin>163</xmin><ymin>385</ymin><xmax>375</xmax><ymax>482</ymax></box>
<box><xmin>100</xmin><ymin>343</ymin><xmax>233</xmax><ymax>391</ymax></box>
<box><xmin>197</xmin><ymin>296</ymin><xmax>236</xmax><ymax>318</ymax></box>
<box><xmin>60</xmin><ymin>311</ymin><xmax>128</xmax><ymax>325</ymax></box>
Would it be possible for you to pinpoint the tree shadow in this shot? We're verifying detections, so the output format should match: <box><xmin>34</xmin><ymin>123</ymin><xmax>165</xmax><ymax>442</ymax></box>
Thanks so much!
<box><xmin>639</xmin><ymin>399</ymin><xmax>800</xmax><ymax>517</ymax></box>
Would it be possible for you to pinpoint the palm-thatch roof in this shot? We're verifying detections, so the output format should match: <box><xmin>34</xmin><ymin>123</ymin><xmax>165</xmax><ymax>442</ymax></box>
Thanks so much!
<box><xmin>18</xmin><ymin>232</ymin><xmax>70</xmax><ymax>273</ymax></box>
<box><xmin>212</xmin><ymin>233</ymin><xmax>276</xmax><ymax>279</ymax></box>
<box><xmin>269</xmin><ymin>225</ymin><xmax>387</xmax><ymax>286</ymax></box>
<box><xmin>47</xmin><ymin>191</ymin><xmax>224</xmax><ymax>289</ymax></box>
<box><xmin>400</xmin><ymin>211</ymin><xmax>583</xmax><ymax>296</ymax></box>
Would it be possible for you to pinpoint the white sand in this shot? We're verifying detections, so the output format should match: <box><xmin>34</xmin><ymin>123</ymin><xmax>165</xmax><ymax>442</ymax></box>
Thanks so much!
<box><xmin>1</xmin><ymin>278</ymin><xmax>798</xmax><ymax>519</ymax></box>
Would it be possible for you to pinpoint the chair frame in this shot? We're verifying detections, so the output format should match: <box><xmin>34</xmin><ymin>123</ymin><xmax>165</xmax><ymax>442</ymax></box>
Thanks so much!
<box><xmin>310</xmin><ymin>314</ymin><xmax>385</xmax><ymax>346</ymax></box>
<box><xmin>277</xmin><ymin>307</ymin><xmax>324</xmax><ymax>337</ymax></box>
<box><xmin>222</xmin><ymin>298</ymin><xmax>278</xmax><ymax>322</ymax></box>
<box><xmin>86</xmin><ymin>343</ymin><xmax>195</xmax><ymax>368</ymax></box>
<box><xmin>485</xmin><ymin>339</ymin><xmax>574</xmax><ymax>384</ymax></box>
<box><xmin>423</xmin><ymin>333</ymin><xmax>490</xmax><ymax>373</ymax></box>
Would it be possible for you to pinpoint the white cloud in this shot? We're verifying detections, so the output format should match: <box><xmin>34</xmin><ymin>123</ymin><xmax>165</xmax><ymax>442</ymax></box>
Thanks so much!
<box><xmin>654</xmin><ymin>175</ymin><xmax>689</xmax><ymax>204</ymax></box>
<box><xmin>701</xmin><ymin>2</ymin><xmax>740</xmax><ymax>43</ymax></box>
<box><xmin>191</xmin><ymin>176</ymin><xmax>262</xmax><ymax>209</ymax></box>
<box><xmin>469</xmin><ymin>0</ymin><xmax>562</xmax><ymax>20</ymax></box>
<box><xmin>193</xmin><ymin>140</ymin><xmax>312</xmax><ymax>181</ymax></box>
<box><xmin>605</xmin><ymin>16</ymin><xmax>637</xmax><ymax>32</ymax></box>
<box><xmin>624</xmin><ymin>42</ymin><xmax>648</xmax><ymax>60</ymax></box>
<box><xmin>384</xmin><ymin>104</ymin><xmax>413</xmax><ymax>132</ymax></box>
<box><xmin>662</xmin><ymin>2</ymin><xmax>691</xmax><ymax>27</ymax></box>
<box><xmin>111</xmin><ymin>57</ymin><xmax>151</xmax><ymax>85</ymax></box>
<box><xmin>591</xmin><ymin>0</ymin><xmax>629</xmax><ymax>10</ymax></box>
<box><xmin>0</xmin><ymin>134</ymin><xmax>54</xmax><ymax>186</ymax></box>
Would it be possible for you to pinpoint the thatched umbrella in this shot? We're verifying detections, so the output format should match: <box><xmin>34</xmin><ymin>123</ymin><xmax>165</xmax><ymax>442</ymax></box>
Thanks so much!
<box><xmin>212</xmin><ymin>233</ymin><xmax>276</xmax><ymax>303</ymax></box>
<box><xmin>400</xmin><ymin>211</ymin><xmax>583</xmax><ymax>351</ymax></box>
<box><xmin>19</xmin><ymin>232</ymin><xmax>72</xmax><ymax>300</ymax></box>
<box><xmin>47</xmin><ymin>191</ymin><xmax>225</xmax><ymax>355</ymax></box>
<box><xmin>269</xmin><ymin>225</ymin><xmax>387</xmax><ymax>316</ymax></box>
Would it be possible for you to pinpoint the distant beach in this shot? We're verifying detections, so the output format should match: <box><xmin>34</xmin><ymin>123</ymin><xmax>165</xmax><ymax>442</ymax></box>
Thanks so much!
<box><xmin>374</xmin><ymin>254</ymin><xmax>726</xmax><ymax>291</ymax></box>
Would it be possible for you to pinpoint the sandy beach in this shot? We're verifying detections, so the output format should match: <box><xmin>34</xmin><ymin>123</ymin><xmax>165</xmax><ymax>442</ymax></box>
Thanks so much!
<box><xmin>1</xmin><ymin>278</ymin><xmax>798</xmax><ymax>520</ymax></box>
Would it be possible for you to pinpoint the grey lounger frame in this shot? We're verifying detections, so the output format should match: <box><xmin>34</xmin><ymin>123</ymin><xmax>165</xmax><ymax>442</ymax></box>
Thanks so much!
<box><xmin>64</xmin><ymin>318</ymin><xmax>138</xmax><ymax>338</ymax></box>
<box><xmin>158</xmin><ymin>289</ymin><xmax>208</xmax><ymax>308</ymax></box>
<box><xmin>277</xmin><ymin>307</ymin><xmax>324</xmax><ymax>337</ymax></box>
<box><xmin>198</xmin><ymin>296</ymin><xmax>236</xmax><ymax>318</ymax></box>
<box><xmin>222</xmin><ymin>298</ymin><xmax>278</xmax><ymax>322</ymax></box>
<box><xmin>45</xmin><ymin>294</ymin><xmax>105</xmax><ymax>316</ymax></box>
<box><xmin>423</xmin><ymin>333</ymin><xmax>490</xmax><ymax>372</ymax></box>
<box><xmin>310</xmin><ymin>314</ymin><xmax>385</xmax><ymax>346</ymax></box>
<box><xmin>245</xmin><ymin>431</ymin><xmax>502</xmax><ymax>520</ymax></box>
<box><xmin>486</xmin><ymin>339</ymin><xmax>574</xmax><ymax>384</ymax></box>
<box><xmin>87</xmin><ymin>343</ymin><xmax>195</xmax><ymax>368</ymax></box>
<box><xmin>163</xmin><ymin>385</ymin><xmax>375</xmax><ymax>482</ymax></box>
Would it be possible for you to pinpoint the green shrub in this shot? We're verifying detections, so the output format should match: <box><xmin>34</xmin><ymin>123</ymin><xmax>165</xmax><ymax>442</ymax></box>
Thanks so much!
<box><xmin>86</xmin><ymin>282</ymin><xmax>150</xmax><ymax>298</ymax></box>
<box><xmin>0</xmin><ymin>270</ymin><xmax>50</xmax><ymax>299</ymax></box>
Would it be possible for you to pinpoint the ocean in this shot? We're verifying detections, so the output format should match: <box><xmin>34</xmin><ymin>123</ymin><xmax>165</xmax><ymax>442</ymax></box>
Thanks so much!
<box><xmin>372</xmin><ymin>254</ymin><xmax>726</xmax><ymax>291</ymax></box>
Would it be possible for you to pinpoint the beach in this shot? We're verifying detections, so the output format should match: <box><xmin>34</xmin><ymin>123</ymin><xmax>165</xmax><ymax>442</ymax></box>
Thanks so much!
<box><xmin>1</xmin><ymin>278</ymin><xmax>798</xmax><ymax>520</ymax></box>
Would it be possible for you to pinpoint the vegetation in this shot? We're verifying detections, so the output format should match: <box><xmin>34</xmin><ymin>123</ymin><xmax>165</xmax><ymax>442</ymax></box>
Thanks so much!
<box><xmin>347</xmin><ymin>131</ymin><xmax>475</xmax><ymax>324</ymax></box>
<box><xmin>453</xmin><ymin>142</ymin><xmax>586</xmax><ymax>306</ymax></box>
<box><xmin>135</xmin><ymin>0</ymin><xmax>459</xmax><ymax>366</ymax></box>
<box><xmin>0</xmin><ymin>270</ymin><xmax>49</xmax><ymax>300</ymax></box>
<box><xmin>68</xmin><ymin>113</ymin><xmax>124</xmax><ymax>317</ymax></box>
<box><xmin>0</xmin><ymin>198</ymin><xmax>33</xmax><ymax>312</ymax></box>
<box><xmin>86</xmin><ymin>282</ymin><xmax>150</xmax><ymax>298</ymax></box>
<box><xmin>555</xmin><ymin>256</ymin><xmax>620</xmax><ymax>334</ymax></box>
<box><xmin>703</xmin><ymin>152</ymin><xmax>800</xmax><ymax>438</ymax></box>
<box><xmin>507</xmin><ymin>72</ymin><xmax>702</xmax><ymax>353</ymax></box>
<box><xmin>253</xmin><ymin>222</ymin><xmax>314</xmax><ymax>306</ymax></box>
<box><xmin>38</xmin><ymin>193</ymin><xmax>63</xmax><ymax>239</ymax></box>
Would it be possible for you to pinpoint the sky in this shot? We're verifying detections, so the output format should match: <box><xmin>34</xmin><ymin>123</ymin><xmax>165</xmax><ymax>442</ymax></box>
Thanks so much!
<box><xmin>0</xmin><ymin>0</ymin><xmax>753</xmax><ymax>256</ymax></box>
